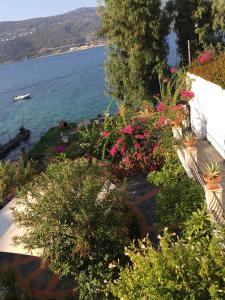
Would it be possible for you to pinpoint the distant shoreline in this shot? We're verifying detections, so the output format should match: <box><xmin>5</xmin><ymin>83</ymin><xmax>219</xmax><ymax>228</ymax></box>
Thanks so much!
<box><xmin>36</xmin><ymin>43</ymin><xmax>106</xmax><ymax>60</ymax></box>
<box><xmin>1</xmin><ymin>42</ymin><xmax>106</xmax><ymax>65</ymax></box>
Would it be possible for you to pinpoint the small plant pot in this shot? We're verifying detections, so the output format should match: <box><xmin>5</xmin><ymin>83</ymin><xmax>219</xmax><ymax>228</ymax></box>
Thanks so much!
<box><xmin>183</xmin><ymin>139</ymin><xmax>197</xmax><ymax>150</ymax></box>
<box><xmin>203</xmin><ymin>174</ymin><xmax>222</xmax><ymax>190</ymax></box>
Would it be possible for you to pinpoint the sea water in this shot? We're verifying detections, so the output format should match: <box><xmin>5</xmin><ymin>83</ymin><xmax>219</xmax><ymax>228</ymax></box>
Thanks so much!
<box><xmin>0</xmin><ymin>34</ymin><xmax>179</xmax><ymax>159</ymax></box>
<box><xmin>0</xmin><ymin>46</ymin><xmax>115</xmax><ymax>159</ymax></box>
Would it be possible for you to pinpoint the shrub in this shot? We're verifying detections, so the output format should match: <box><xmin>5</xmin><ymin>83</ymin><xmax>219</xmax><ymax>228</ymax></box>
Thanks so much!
<box><xmin>189</xmin><ymin>51</ymin><xmax>225</xmax><ymax>89</ymax></box>
<box><xmin>109</xmin><ymin>211</ymin><xmax>225</xmax><ymax>300</ymax></box>
<box><xmin>154</xmin><ymin>177</ymin><xmax>204</xmax><ymax>227</ymax></box>
<box><xmin>13</xmin><ymin>158</ymin><xmax>137</xmax><ymax>298</ymax></box>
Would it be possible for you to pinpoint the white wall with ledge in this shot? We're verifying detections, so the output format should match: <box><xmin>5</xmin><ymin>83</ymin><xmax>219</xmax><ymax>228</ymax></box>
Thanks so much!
<box><xmin>188</xmin><ymin>73</ymin><xmax>225</xmax><ymax>159</ymax></box>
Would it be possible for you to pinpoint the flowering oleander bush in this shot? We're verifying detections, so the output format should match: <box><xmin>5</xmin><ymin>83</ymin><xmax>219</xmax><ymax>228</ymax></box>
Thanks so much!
<box><xmin>190</xmin><ymin>51</ymin><xmax>225</xmax><ymax>89</ymax></box>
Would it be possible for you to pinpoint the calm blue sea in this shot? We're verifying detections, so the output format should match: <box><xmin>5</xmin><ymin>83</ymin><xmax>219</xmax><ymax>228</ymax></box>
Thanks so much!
<box><xmin>0</xmin><ymin>34</ymin><xmax>178</xmax><ymax>159</ymax></box>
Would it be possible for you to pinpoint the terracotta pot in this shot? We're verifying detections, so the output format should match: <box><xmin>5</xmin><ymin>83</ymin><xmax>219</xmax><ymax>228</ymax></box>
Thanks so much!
<box><xmin>183</xmin><ymin>139</ymin><xmax>197</xmax><ymax>150</ymax></box>
<box><xmin>203</xmin><ymin>174</ymin><xmax>222</xmax><ymax>190</ymax></box>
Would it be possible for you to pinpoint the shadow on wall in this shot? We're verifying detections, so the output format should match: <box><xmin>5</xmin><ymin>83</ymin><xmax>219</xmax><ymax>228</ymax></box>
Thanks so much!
<box><xmin>191</xmin><ymin>105</ymin><xmax>207</xmax><ymax>139</ymax></box>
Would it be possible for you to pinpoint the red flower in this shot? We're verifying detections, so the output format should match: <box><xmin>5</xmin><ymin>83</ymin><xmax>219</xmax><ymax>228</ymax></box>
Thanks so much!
<box><xmin>109</xmin><ymin>145</ymin><xmax>117</xmax><ymax>157</ymax></box>
<box><xmin>124</xmin><ymin>124</ymin><xmax>134</xmax><ymax>135</ymax></box>
<box><xmin>134</xmin><ymin>143</ymin><xmax>141</xmax><ymax>149</ymax></box>
<box><xmin>102</xmin><ymin>131</ymin><xmax>110</xmax><ymax>138</ymax></box>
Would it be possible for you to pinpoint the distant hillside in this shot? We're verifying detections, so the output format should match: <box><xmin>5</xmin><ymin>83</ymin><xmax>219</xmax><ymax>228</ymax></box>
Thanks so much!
<box><xmin>0</xmin><ymin>7</ymin><xmax>102</xmax><ymax>64</ymax></box>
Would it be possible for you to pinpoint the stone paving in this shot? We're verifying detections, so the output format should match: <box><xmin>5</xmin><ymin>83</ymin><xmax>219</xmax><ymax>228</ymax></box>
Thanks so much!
<box><xmin>0</xmin><ymin>252</ymin><xmax>75</xmax><ymax>299</ymax></box>
<box><xmin>0</xmin><ymin>176</ymin><xmax>158</xmax><ymax>299</ymax></box>
<box><xmin>197</xmin><ymin>139</ymin><xmax>225</xmax><ymax>191</ymax></box>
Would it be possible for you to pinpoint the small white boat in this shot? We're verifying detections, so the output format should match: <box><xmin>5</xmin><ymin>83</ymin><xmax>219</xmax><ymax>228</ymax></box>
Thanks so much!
<box><xmin>13</xmin><ymin>94</ymin><xmax>31</xmax><ymax>101</ymax></box>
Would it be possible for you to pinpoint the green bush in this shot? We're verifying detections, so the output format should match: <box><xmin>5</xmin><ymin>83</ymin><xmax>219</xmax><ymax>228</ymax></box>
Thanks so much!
<box><xmin>155</xmin><ymin>177</ymin><xmax>204</xmax><ymax>227</ymax></box>
<box><xmin>109</xmin><ymin>210</ymin><xmax>225</xmax><ymax>300</ymax></box>
<box><xmin>189</xmin><ymin>52</ymin><xmax>225</xmax><ymax>89</ymax></box>
<box><xmin>13</xmin><ymin>158</ymin><xmax>137</xmax><ymax>298</ymax></box>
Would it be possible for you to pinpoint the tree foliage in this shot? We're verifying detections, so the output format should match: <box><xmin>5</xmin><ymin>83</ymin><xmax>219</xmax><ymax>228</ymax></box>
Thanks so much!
<box><xmin>167</xmin><ymin>0</ymin><xmax>225</xmax><ymax>64</ymax></box>
<box><xmin>100</xmin><ymin>0</ymin><xmax>171</xmax><ymax>104</ymax></box>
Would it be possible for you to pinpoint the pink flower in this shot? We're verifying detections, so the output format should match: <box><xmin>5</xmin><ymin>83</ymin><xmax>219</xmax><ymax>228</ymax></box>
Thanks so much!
<box><xmin>55</xmin><ymin>146</ymin><xmax>65</xmax><ymax>153</ymax></box>
<box><xmin>134</xmin><ymin>143</ymin><xmax>141</xmax><ymax>149</ymax></box>
<box><xmin>102</xmin><ymin>131</ymin><xmax>110</xmax><ymax>138</ymax></box>
<box><xmin>137</xmin><ymin>153</ymin><xmax>142</xmax><ymax>161</ymax></box>
<box><xmin>135</xmin><ymin>134</ymin><xmax>145</xmax><ymax>139</ymax></box>
<box><xmin>109</xmin><ymin>145</ymin><xmax>117</xmax><ymax>157</ymax></box>
<box><xmin>121</xmin><ymin>144</ymin><xmax>125</xmax><ymax>154</ymax></box>
<box><xmin>170</xmin><ymin>67</ymin><xmax>177</xmax><ymax>74</ymax></box>
<box><xmin>124</xmin><ymin>124</ymin><xmax>134</xmax><ymax>135</ymax></box>
<box><xmin>156</xmin><ymin>102</ymin><xmax>166</xmax><ymax>112</ymax></box>
<box><xmin>116</xmin><ymin>137</ymin><xmax>123</xmax><ymax>145</ymax></box>
<box><xmin>180</xmin><ymin>90</ymin><xmax>195</xmax><ymax>100</ymax></box>
<box><xmin>198</xmin><ymin>50</ymin><xmax>213</xmax><ymax>64</ymax></box>
<box><xmin>156</xmin><ymin>116</ymin><xmax>167</xmax><ymax>128</ymax></box>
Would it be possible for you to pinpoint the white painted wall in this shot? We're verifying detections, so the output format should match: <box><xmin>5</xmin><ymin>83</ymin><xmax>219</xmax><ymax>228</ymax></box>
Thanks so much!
<box><xmin>188</xmin><ymin>73</ymin><xmax>225</xmax><ymax>159</ymax></box>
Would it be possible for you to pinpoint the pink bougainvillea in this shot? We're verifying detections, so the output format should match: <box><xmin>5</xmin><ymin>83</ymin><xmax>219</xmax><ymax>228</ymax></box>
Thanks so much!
<box><xmin>180</xmin><ymin>90</ymin><xmax>195</xmax><ymax>100</ymax></box>
<box><xmin>134</xmin><ymin>143</ymin><xmax>141</xmax><ymax>149</ymax></box>
<box><xmin>198</xmin><ymin>50</ymin><xmax>213</xmax><ymax>64</ymax></box>
<box><xmin>156</xmin><ymin>102</ymin><xmax>167</xmax><ymax>112</ymax></box>
<box><xmin>124</xmin><ymin>124</ymin><xmax>134</xmax><ymax>135</ymax></box>
<box><xmin>156</xmin><ymin>115</ymin><xmax>167</xmax><ymax>128</ymax></box>
<box><xmin>109</xmin><ymin>145</ymin><xmax>117</xmax><ymax>157</ymax></box>
<box><xmin>102</xmin><ymin>131</ymin><xmax>110</xmax><ymax>138</ymax></box>
<box><xmin>135</xmin><ymin>134</ymin><xmax>146</xmax><ymax>140</ymax></box>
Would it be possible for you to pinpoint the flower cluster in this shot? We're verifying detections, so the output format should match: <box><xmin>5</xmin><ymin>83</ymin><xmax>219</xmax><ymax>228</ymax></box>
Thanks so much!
<box><xmin>180</xmin><ymin>90</ymin><xmax>195</xmax><ymax>100</ymax></box>
<box><xmin>197</xmin><ymin>50</ymin><xmax>213</xmax><ymax>64</ymax></box>
<box><xmin>101</xmin><ymin>120</ymin><xmax>163</xmax><ymax>178</ymax></box>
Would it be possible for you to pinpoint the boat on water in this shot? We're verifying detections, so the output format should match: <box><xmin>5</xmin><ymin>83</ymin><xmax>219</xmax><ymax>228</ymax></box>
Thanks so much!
<box><xmin>0</xmin><ymin>127</ymin><xmax>31</xmax><ymax>159</ymax></box>
<box><xmin>13</xmin><ymin>94</ymin><xmax>31</xmax><ymax>101</ymax></box>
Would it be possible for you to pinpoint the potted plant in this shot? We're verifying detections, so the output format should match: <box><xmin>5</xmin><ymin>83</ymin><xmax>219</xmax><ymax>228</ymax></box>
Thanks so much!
<box><xmin>183</xmin><ymin>132</ymin><xmax>197</xmax><ymax>150</ymax></box>
<box><xmin>203</xmin><ymin>161</ymin><xmax>222</xmax><ymax>190</ymax></box>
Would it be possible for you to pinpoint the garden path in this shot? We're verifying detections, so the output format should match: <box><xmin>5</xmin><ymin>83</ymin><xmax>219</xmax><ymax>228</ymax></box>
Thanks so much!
<box><xmin>128</xmin><ymin>176</ymin><xmax>160</xmax><ymax>239</ymax></box>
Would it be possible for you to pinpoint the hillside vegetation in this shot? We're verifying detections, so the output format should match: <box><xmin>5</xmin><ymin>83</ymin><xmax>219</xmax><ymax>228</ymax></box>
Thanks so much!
<box><xmin>0</xmin><ymin>7</ymin><xmax>102</xmax><ymax>64</ymax></box>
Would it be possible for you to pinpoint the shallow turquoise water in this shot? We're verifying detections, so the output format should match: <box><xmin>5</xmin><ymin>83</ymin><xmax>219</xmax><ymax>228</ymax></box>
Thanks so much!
<box><xmin>0</xmin><ymin>46</ymin><xmax>115</xmax><ymax>158</ymax></box>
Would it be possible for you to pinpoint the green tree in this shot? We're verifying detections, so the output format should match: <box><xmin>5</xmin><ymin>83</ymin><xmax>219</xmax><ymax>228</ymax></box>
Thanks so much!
<box><xmin>109</xmin><ymin>209</ymin><xmax>225</xmax><ymax>300</ymax></box>
<box><xmin>100</xmin><ymin>0</ymin><xmax>171</xmax><ymax>104</ymax></box>
<box><xmin>13</xmin><ymin>158</ymin><xmax>136</xmax><ymax>298</ymax></box>
<box><xmin>168</xmin><ymin>0</ymin><xmax>225</xmax><ymax>64</ymax></box>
